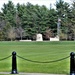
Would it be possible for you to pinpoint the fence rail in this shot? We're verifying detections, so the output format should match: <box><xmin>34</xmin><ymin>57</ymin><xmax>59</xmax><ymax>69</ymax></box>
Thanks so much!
<box><xmin>0</xmin><ymin>51</ymin><xmax>75</xmax><ymax>75</ymax></box>
<box><xmin>0</xmin><ymin>55</ymin><xmax>11</xmax><ymax>61</ymax></box>
<box><xmin>17</xmin><ymin>55</ymin><xmax>70</xmax><ymax>63</ymax></box>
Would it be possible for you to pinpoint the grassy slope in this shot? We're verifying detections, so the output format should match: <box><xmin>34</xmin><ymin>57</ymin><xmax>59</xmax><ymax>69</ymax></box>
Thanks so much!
<box><xmin>0</xmin><ymin>41</ymin><xmax>75</xmax><ymax>74</ymax></box>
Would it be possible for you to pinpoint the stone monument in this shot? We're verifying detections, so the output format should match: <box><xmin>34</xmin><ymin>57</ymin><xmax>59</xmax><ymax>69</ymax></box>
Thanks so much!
<box><xmin>36</xmin><ymin>34</ymin><xmax>43</xmax><ymax>41</ymax></box>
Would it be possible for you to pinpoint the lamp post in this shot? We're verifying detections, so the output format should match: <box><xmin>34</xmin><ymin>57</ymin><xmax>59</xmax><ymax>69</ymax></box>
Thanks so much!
<box><xmin>57</xmin><ymin>18</ymin><xmax>61</xmax><ymax>39</ymax></box>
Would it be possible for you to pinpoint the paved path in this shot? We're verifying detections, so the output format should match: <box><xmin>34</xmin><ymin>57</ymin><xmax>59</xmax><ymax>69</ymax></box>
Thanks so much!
<box><xmin>0</xmin><ymin>72</ymin><xmax>67</xmax><ymax>75</ymax></box>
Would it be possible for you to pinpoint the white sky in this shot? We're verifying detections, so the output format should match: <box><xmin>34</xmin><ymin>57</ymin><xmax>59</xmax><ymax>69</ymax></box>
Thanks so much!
<box><xmin>0</xmin><ymin>0</ymin><xmax>72</xmax><ymax>10</ymax></box>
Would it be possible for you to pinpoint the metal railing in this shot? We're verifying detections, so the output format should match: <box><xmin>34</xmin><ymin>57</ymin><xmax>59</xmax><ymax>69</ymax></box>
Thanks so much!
<box><xmin>0</xmin><ymin>51</ymin><xmax>75</xmax><ymax>75</ymax></box>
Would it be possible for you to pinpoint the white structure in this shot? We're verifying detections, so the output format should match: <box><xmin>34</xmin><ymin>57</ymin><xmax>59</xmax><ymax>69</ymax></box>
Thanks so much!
<box><xmin>50</xmin><ymin>36</ymin><xmax>59</xmax><ymax>41</ymax></box>
<box><xmin>36</xmin><ymin>34</ymin><xmax>43</xmax><ymax>41</ymax></box>
<box><xmin>20</xmin><ymin>40</ymin><xmax>32</xmax><ymax>41</ymax></box>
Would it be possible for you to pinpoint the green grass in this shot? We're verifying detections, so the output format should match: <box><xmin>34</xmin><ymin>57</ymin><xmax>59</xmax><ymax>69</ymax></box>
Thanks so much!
<box><xmin>0</xmin><ymin>41</ymin><xmax>75</xmax><ymax>74</ymax></box>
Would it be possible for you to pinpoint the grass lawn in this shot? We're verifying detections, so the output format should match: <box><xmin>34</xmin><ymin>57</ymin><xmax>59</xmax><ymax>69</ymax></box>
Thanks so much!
<box><xmin>0</xmin><ymin>41</ymin><xmax>75</xmax><ymax>74</ymax></box>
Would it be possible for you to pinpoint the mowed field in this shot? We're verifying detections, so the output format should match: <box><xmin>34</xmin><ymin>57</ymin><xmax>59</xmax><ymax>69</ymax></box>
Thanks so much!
<box><xmin>0</xmin><ymin>41</ymin><xmax>75</xmax><ymax>74</ymax></box>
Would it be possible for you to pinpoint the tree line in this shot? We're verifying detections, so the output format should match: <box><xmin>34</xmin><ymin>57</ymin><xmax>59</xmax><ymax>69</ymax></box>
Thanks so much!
<box><xmin>0</xmin><ymin>0</ymin><xmax>75</xmax><ymax>41</ymax></box>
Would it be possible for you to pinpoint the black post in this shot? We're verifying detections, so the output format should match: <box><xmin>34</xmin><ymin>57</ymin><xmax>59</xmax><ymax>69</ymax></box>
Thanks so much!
<box><xmin>70</xmin><ymin>52</ymin><xmax>75</xmax><ymax>75</ymax></box>
<box><xmin>11</xmin><ymin>51</ymin><xmax>18</xmax><ymax>74</ymax></box>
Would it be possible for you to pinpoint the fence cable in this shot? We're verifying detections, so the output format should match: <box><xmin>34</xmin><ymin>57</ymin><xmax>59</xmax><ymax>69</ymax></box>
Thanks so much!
<box><xmin>17</xmin><ymin>55</ymin><xmax>70</xmax><ymax>63</ymax></box>
<box><xmin>0</xmin><ymin>55</ymin><xmax>12</xmax><ymax>61</ymax></box>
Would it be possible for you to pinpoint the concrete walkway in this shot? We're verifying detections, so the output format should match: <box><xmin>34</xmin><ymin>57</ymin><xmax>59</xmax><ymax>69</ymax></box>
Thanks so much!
<box><xmin>0</xmin><ymin>72</ymin><xmax>67</xmax><ymax>75</ymax></box>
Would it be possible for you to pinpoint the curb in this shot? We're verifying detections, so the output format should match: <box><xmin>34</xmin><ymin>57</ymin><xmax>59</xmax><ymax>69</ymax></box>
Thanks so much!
<box><xmin>0</xmin><ymin>72</ymin><xmax>67</xmax><ymax>75</ymax></box>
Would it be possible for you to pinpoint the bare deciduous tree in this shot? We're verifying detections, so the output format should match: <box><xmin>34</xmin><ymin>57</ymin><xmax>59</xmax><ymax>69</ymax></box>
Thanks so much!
<box><xmin>7</xmin><ymin>27</ymin><xmax>16</xmax><ymax>41</ymax></box>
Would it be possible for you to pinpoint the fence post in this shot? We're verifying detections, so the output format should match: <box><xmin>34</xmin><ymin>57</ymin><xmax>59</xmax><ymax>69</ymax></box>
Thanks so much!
<box><xmin>70</xmin><ymin>52</ymin><xmax>75</xmax><ymax>75</ymax></box>
<box><xmin>11</xmin><ymin>51</ymin><xmax>18</xmax><ymax>74</ymax></box>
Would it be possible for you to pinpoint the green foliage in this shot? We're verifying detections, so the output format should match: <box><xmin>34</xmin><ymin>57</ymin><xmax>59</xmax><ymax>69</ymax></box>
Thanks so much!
<box><xmin>0</xmin><ymin>0</ymin><xmax>75</xmax><ymax>40</ymax></box>
<box><xmin>1</xmin><ymin>1</ymin><xmax>16</xmax><ymax>26</ymax></box>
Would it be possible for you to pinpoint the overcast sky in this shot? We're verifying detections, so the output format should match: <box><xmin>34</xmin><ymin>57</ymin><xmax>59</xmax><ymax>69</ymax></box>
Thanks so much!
<box><xmin>0</xmin><ymin>0</ymin><xmax>72</xmax><ymax>10</ymax></box>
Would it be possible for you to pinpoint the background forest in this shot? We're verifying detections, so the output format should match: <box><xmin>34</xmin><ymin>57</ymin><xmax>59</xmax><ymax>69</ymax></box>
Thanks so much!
<box><xmin>0</xmin><ymin>0</ymin><xmax>75</xmax><ymax>41</ymax></box>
